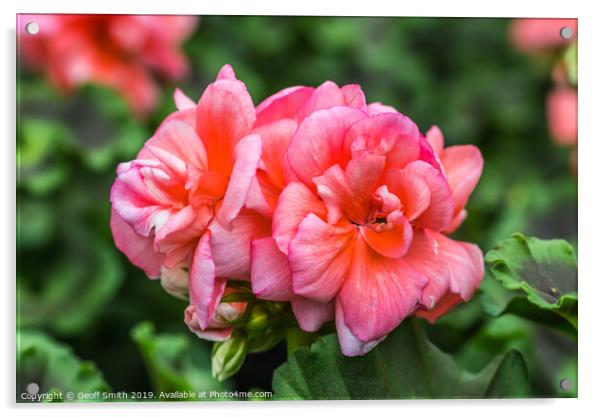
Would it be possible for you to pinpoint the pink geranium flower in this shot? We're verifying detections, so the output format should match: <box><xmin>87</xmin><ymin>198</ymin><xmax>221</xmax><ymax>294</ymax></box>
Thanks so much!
<box><xmin>247</xmin><ymin>86</ymin><xmax>484</xmax><ymax>355</ymax></box>
<box><xmin>18</xmin><ymin>14</ymin><xmax>198</xmax><ymax>115</ymax></box>
<box><xmin>111</xmin><ymin>65</ymin><xmax>267</xmax><ymax>335</ymax></box>
<box><xmin>509</xmin><ymin>18</ymin><xmax>577</xmax><ymax>53</ymax></box>
<box><xmin>547</xmin><ymin>87</ymin><xmax>578</xmax><ymax>146</ymax></box>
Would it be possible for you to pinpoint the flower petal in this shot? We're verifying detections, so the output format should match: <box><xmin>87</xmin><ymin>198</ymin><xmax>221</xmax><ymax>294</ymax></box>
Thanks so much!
<box><xmin>189</xmin><ymin>232</ymin><xmax>227</xmax><ymax>329</ymax></box>
<box><xmin>252</xmin><ymin>118</ymin><xmax>298</xmax><ymax>190</ymax></box>
<box><xmin>425</xmin><ymin>125</ymin><xmax>444</xmax><ymax>157</ymax></box>
<box><xmin>216</xmin><ymin>64</ymin><xmax>236</xmax><ymax>81</ymax></box>
<box><xmin>341</xmin><ymin>84</ymin><xmax>368</xmax><ymax>112</ymax></box>
<box><xmin>289</xmin><ymin>213</ymin><xmax>356</xmax><ymax>303</ymax></box>
<box><xmin>185</xmin><ymin>304</ymin><xmax>233</xmax><ymax>342</ymax></box>
<box><xmin>110</xmin><ymin>209</ymin><xmax>165</xmax><ymax>278</ymax></box>
<box><xmin>441</xmin><ymin>145</ymin><xmax>483</xmax><ymax>217</ymax></box>
<box><xmin>335</xmin><ymin>299</ymin><xmax>384</xmax><ymax>356</ymax></box>
<box><xmin>338</xmin><ymin>238</ymin><xmax>427</xmax><ymax>343</ymax></box>
<box><xmin>343</xmin><ymin>112</ymin><xmax>420</xmax><ymax>170</ymax></box>
<box><xmin>401</xmin><ymin>160</ymin><xmax>453</xmax><ymax>231</ymax></box>
<box><xmin>173</xmin><ymin>88</ymin><xmax>196</xmax><ymax>111</ymax></box>
<box><xmin>250</xmin><ymin>237</ymin><xmax>293</xmax><ymax>301</ymax></box>
<box><xmin>272</xmin><ymin>182</ymin><xmax>327</xmax><ymax>255</ymax></box>
<box><xmin>404</xmin><ymin>229</ymin><xmax>451</xmax><ymax>309</ymax></box>
<box><xmin>415</xmin><ymin>291</ymin><xmax>463</xmax><ymax>323</ymax></box>
<box><xmin>291</xmin><ymin>298</ymin><xmax>334</xmax><ymax>332</ymax></box>
<box><xmin>298</xmin><ymin>81</ymin><xmax>346</xmax><ymax>120</ymax></box>
<box><xmin>196</xmin><ymin>78</ymin><xmax>256</xmax><ymax>173</ymax></box>
<box><xmin>209</xmin><ymin>210</ymin><xmax>271</xmax><ymax>280</ymax></box>
<box><xmin>360</xmin><ymin>210</ymin><xmax>413</xmax><ymax>259</ymax></box>
<box><xmin>386</xmin><ymin>167</ymin><xmax>432</xmax><ymax>221</ymax></box>
<box><xmin>216</xmin><ymin>133</ymin><xmax>262</xmax><ymax>228</ymax></box>
<box><xmin>287</xmin><ymin>106</ymin><xmax>365</xmax><ymax>187</ymax></box>
<box><xmin>255</xmin><ymin>86</ymin><xmax>314</xmax><ymax>126</ymax></box>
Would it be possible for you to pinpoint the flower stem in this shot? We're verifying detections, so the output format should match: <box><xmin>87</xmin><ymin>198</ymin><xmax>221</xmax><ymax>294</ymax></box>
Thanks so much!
<box><xmin>285</xmin><ymin>327</ymin><xmax>318</xmax><ymax>357</ymax></box>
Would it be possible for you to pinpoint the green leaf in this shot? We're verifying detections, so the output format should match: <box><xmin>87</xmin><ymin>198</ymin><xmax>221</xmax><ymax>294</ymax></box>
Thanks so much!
<box><xmin>18</xmin><ymin>236</ymin><xmax>124</xmax><ymax>336</ymax></box>
<box><xmin>272</xmin><ymin>320</ymin><xmax>531</xmax><ymax>399</ymax></box>
<box><xmin>17</xmin><ymin>330</ymin><xmax>110</xmax><ymax>402</ymax></box>
<box><xmin>131</xmin><ymin>322</ymin><xmax>231</xmax><ymax>398</ymax></box>
<box><xmin>483</xmin><ymin>233</ymin><xmax>577</xmax><ymax>333</ymax></box>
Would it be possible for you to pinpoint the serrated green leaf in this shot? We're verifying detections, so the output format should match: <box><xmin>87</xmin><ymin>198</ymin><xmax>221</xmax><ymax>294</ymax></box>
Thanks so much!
<box><xmin>17</xmin><ymin>330</ymin><xmax>110</xmax><ymax>402</ymax></box>
<box><xmin>131</xmin><ymin>322</ymin><xmax>231</xmax><ymax>398</ymax></box>
<box><xmin>272</xmin><ymin>320</ymin><xmax>531</xmax><ymax>400</ymax></box>
<box><xmin>483</xmin><ymin>233</ymin><xmax>577</xmax><ymax>333</ymax></box>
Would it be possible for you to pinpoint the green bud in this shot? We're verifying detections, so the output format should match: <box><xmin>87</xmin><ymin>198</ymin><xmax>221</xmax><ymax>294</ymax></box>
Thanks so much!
<box><xmin>246</xmin><ymin>305</ymin><xmax>269</xmax><ymax>332</ymax></box>
<box><xmin>211</xmin><ymin>332</ymin><xmax>248</xmax><ymax>381</ymax></box>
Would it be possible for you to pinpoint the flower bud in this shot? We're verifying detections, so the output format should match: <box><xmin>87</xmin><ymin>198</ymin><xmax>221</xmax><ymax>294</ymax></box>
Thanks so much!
<box><xmin>211</xmin><ymin>331</ymin><xmax>248</xmax><ymax>381</ymax></box>
<box><xmin>246</xmin><ymin>305</ymin><xmax>269</xmax><ymax>332</ymax></box>
<box><xmin>160</xmin><ymin>265</ymin><xmax>189</xmax><ymax>300</ymax></box>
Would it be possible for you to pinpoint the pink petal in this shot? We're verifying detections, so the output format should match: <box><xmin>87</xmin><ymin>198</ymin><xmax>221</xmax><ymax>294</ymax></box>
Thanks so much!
<box><xmin>252</xmin><ymin>118</ymin><xmax>298</xmax><ymax>190</ymax></box>
<box><xmin>415</xmin><ymin>291</ymin><xmax>463</xmax><ymax>323</ymax></box>
<box><xmin>441</xmin><ymin>145</ymin><xmax>483</xmax><ymax>217</ymax></box>
<box><xmin>425</xmin><ymin>125</ymin><xmax>444</xmax><ymax>157</ymax></box>
<box><xmin>341</xmin><ymin>84</ymin><xmax>368</xmax><ymax>112</ymax></box>
<box><xmin>289</xmin><ymin>214</ymin><xmax>356</xmax><ymax>303</ymax></box>
<box><xmin>209</xmin><ymin>210</ymin><xmax>271</xmax><ymax>280</ymax></box>
<box><xmin>367</xmin><ymin>102</ymin><xmax>398</xmax><ymax>116</ymax></box>
<box><xmin>255</xmin><ymin>86</ymin><xmax>314</xmax><ymax>126</ymax></box>
<box><xmin>404</xmin><ymin>229</ymin><xmax>451</xmax><ymax>310</ymax></box>
<box><xmin>245</xmin><ymin>173</ymin><xmax>276</xmax><ymax>218</ymax></box>
<box><xmin>386</xmin><ymin>168</ymin><xmax>432</xmax><ymax>221</ymax></box>
<box><xmin>185</xmin><ymin>304</ymin><xmax>233</xmax><ymax>342</ymax></box>
<box><xmin>143</xmin><ymin>120</ymin><xmax>208</xmax><ymax>173</ymax></box>
<box><xmin>343</xmin><ymin>112</ymin><xmax>420</xmax><ymax>170</ymax></box>
<box><xmin>313</xmin><ymin>152</ymin><xmax>386</xmax><ymax>226</ymax></box>
<box><xmin>189</xmin><ymin>232</ymin><xmax>227</xmax><ymax>329</ymax></box>
<box><xmin>250</xmin><ymin>237</ymin><xmax>293</xmax><ymax>301</ymax></box>
<box><xmin>360</xmin><ymin>210</ymin><xmax>413</xmax><ymax>259</ymax></box>
<box><xmin>401</xmin><ymin>160</ymin><xmax>453</xmax><ymax>231</ymax></box>
<box><xmin>432</xmin><ymin>232</ymin><xmax>484</xmax><ymax>301</ymax></box>
<box><xmin>272</xmin><ymin>182</ymin><xmax>327</xmax><ymax>255</ymax></box>
<box><xmin>335</xmin><ymin>299</ymin><xmax>384</xmax><ymax>356</ymax></box>
<box><xmin>216</xmin><ymin>64</ymin><xmax>237</xmax><ymax>81</ymax></box>
<box><xmin>291</xmin><ymin>298</ymin><xmax>334</xmax><ymax>332</ymax></box>
<box><xmin>196</xmin><ymin>78</ymin><xmax>256</xmax><ymax>172</ymax></box>
<box><xmin>216</xmin><ymin>133</ymin><xmax>262</xmax><ymax>228</ymax></box>
<box><xmin>287</xmin><ymin>106</ymin><xmax>365</xmax><ymax>187</ymax></box>
<box><xmin>297</xmin><ymin>81</ymin><xmax>346</xmax><ymax>120</ymax></box>
<box><xmin>338</xmin><ymin>238</ymin><xmax>428</xmax><ymax>343</ymax></box>
<box><xmin>110</xmin><ymin>209</ymin><xmax>165</xmax><ymax>279</ymax></box>
<box><xmin>444</xmin><ymin>209</ymin><xmax>467</xmax><ymax>234</ymax></box>
<box><xmin>173</xmin><ymin>88</ymin><xmax>196</xmax><ymax>111</ymax></box>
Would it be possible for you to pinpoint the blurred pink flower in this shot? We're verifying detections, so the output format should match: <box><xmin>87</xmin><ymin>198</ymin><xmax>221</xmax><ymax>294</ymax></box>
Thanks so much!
<box><xmin>509</xmin><ymin>18</ymin><xmax>577</xmax><ymax>53</ymax></box>
<box><xmin>111</xmin><ymin>65</ymin><xmax>267</xmax><ymax>335</ymax></box>
<box><xmin>247</xmin><ymin>85</ymin><xmax>484</xmax><ymax>355</ymax></box>
<box><xmin>547</xmin><ymin>87</ymin><xmax>578</xmax><ymax>146</ymax></box>
<box><xmin>18</xmin><ymin>14</ymin><xmax>198</xmax><ymax>115</ymax></box>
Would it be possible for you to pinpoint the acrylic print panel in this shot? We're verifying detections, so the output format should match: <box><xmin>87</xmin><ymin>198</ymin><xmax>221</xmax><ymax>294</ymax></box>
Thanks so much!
<box><xmin>16</xmin><ymin>14</ymin><xmax>577</xmax><ymax>402</ymax></box>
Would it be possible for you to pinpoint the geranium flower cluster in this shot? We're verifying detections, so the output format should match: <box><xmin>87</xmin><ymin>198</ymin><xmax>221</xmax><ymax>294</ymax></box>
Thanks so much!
<box><xmin>19</xmin><ymin>14</ymin><xmax>198</xmax><ymax>115</ymax></box>
<box><xmin>110</xmin><ymin>65</ymin><xmax>484</xmax><ymax>357</ymax></box>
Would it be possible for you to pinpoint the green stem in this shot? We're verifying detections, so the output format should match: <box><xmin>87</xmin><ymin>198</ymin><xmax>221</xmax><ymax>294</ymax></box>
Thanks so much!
<box><xmin>285</xmin><ymin>327</ymin><xmax>318</xmax><ymax>357</ymax></box>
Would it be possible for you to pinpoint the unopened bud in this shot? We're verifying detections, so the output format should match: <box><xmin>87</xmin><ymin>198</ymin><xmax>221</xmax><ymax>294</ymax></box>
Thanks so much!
<box><xmin>211</xmin><ymin>331</ymin><xmax>248</xmax><ymax>381</ymax></box>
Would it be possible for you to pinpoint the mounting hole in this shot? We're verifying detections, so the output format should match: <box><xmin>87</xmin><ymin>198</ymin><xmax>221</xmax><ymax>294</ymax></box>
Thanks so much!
<box><xmin>560</xmin><ymin>26</ymin><xmax>573</xmax><ymax>40</ymax></box>
<box><xmin>559</xmin><ymin>377</ymin><xmax>572</xmax><ymax>391</ymax></box>
<box><xmin>26</xmin><ymin>382</ymin><xmax>40</xmax><ymax>395</ymax></box>
<box><xmin>25</xmin><ymin>21</ymin><xmax>39</xmax><ymax>35</ymax></box>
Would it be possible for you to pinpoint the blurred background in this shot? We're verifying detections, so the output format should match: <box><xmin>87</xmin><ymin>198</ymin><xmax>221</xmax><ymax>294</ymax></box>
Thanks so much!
<box><xmin>17</xmin><ymin>16</ymin><xmax>577</xmax><ymax>400</ymax></box>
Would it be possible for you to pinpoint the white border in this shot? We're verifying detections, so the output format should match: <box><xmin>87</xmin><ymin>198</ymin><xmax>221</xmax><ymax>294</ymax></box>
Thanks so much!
<box><xmin>3</xmin><ymin>1</ymin><xmax>599</xmax><ymax>416</ymax></box>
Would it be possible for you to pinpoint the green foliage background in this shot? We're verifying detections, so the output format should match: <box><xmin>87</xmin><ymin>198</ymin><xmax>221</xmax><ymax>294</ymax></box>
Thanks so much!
<box><xmin>17</xmin><ymin>16</ymin><xmax>577</xmax><ymax>400</ymax></box>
